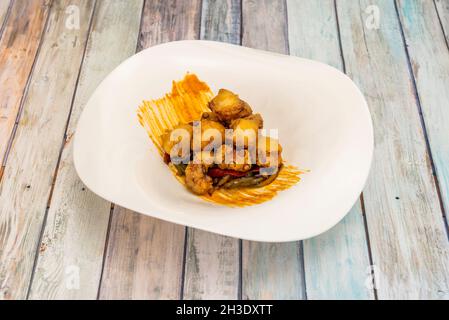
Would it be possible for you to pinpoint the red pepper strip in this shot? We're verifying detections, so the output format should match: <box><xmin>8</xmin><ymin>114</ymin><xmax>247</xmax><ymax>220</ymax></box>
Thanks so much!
<box><xmin>163</xmin><ymin>152</ymin><xmax>171</xmax><ymax>164</ymax></box>
<box><xmin>208</xmin><ymin>168</ymin><xmax>246</xmax><ymax>178</ymax></box>
<box><xmin>208</xmin><ymin>166</ymin><xmax>260</xmax><ymax>178</ymax></box>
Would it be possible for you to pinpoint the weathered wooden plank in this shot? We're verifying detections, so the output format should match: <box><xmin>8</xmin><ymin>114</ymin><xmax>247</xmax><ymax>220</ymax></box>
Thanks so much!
<box><xmin>398</xmin><ymin>0</ymin><xmax>449</xmax><ymax>228</ymax></box>
<box><xmin>241</xmin><ymin>0</ymin><xmax>305</xmax><ymax>300</ymax></box>
<box><xmin>99</xmin><ymin>0</ymin><xmax>202</xmax><ymax>299</ymax></box>
<box><xmin>242</xmin><ymin>0</ymin><xmax>288</xmax><ymax>54</ymax></box>
<box><xmin>182</xmin><ymin>0</ymin><xmax>241</xmax><ymax>300</ymax></box>
<box><xmin>0</xmin><ymin>0</ymin><xmax>50</xmax><ymax>166</ymax></box>
<box><xmin>0</xmin><ymin>0</ymin><xmax>10</xmax><ymax>161</ymax></box>
<box><xmin>287</xmin><ymin>0</ymin><xmax>373</xmax><ymax>300</ymax></box>
<box><xmin>304</xmin><ymin>204</ymin><xmax>374</xmax><ymax>299</ymax></box>
<box><xmin>435</xmin><ymin>0</ymin><xmax>449</xmax><ymax>45</ymax></box>
<box><xmin>242</xmin><ymin>241</ymin><xmax>304</xmax><ymax>300</ymax></box>
<box><xmin>137</xmin><ymin>0</ymin><xmax>201</xmax><ymax>50</ymax></box>
<box><xmin>0</xmin><ymin>0</ymin><xmax>95</xmax><ymax>300</ymax></box>
<box><xmin>287</xmin><ymin>0</ymin><xmax>343</xmax><ymax>69</ymax></box>
<box><xmin>28</xmin><ymin>0</ymin><xmax>144</xmax><ymax>300</ymax></box>
<box><xmin>200</xmin><ymin>0</ymin><xmax>240</xmax><ymax>44</ymax></box>
<box><xmin>99</xmin><ymin>207</ymin><xmax>186</xmax><ymax>299</ymax></box>
<box><xmin>336</xmin><ymin>0</ymin><xmax>449</xmax><ymax>299</ymax></box>
<box><xmin>183</xmin><ymin>229</ymin><xmax>240</xmax><ymax>300</ymax></box>
<box><xmin>0</xmin><ymin>0</ymin><xmax>11</xmax><ymax>34</ymax></box>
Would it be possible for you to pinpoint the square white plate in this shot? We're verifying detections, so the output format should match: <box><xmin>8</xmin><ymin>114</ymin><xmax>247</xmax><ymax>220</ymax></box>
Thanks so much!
<box><xmin>73</xmin><ymin>40</ymin><xmax>373</xmax><ymax>242</ymax></box>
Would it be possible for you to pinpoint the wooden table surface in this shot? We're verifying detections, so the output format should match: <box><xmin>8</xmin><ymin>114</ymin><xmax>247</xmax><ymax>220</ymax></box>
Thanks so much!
<box><xmin>0</xmin><ymin>0</ymin><xmax>448</xmax><ymax>300</ymax></box>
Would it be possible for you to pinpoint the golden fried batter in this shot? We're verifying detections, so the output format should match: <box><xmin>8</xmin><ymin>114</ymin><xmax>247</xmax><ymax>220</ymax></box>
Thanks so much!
<box><xmin>199</xmin><ymin>119</ymin><xmax>225</xmax><ymax>149</ymax></box>
<box><xmin>216</xmin><ymin>146</ymin><xmax>253</xmax><ymax>172</ymax></box>
<box><xmin>230</xmin><ymin>113</ymin><xmax>263</xmax><ymax>129</ymax></box>
<box><xmin>185</xmin><ymin>163</ymin><xmax>214</xmax><ymax>195</ymax></box>
<box><xmin>257</xmin><ymin>136</ymin><xmax>283</xmax><ymax>168</ymax></box>
<box><xmin>201</xmin><ymin>111</ymin><xmax>220</xmax><ymax>122</ymax></box>
<box><xmin>243</xmin><ymin>113</ymin><xmax>264</xmax><ymax>128</ymax></box>
<box><xmin>161</xmin><ymin>123</ymin><xmax>193</xmax><ymax>156</ymax></box>
<box><xmin>230</xmin><ymin>118</ymin><xmax>259</xmax><ymax>148</ymax></box>
<box><xmin>208</xmin><ymin>89</ymin><xmax>252</xmax><ymax>121</ymax></box>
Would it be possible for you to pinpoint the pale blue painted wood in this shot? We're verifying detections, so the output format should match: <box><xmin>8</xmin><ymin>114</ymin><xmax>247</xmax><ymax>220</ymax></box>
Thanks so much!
<box><xmin>287</xmin><ymin>0</ymin><xmax>373</xmax><ymax>300</ymax></box>
<box><xmin>201</xmin><ymin>0</ymin><xmax>240</xmax><ymax>45</ymax></box>
<box><xmin>304</xmin><ymin>203</ymin><xmax>373</xmax><ymax>299</ymax></box>
<box><xmin>397</xmin><ymin>0</ymin><xmax>449</xmax><ymax>229</ymax></box>
<box><xmin>336</xmin><ymin>0</ymin><xmax>449</xmax><ymax>299</ymax></box>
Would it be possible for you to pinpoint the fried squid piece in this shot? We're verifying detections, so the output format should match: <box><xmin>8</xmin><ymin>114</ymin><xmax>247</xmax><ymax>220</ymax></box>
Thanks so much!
<box><xmin>198</xmin><ymin>119</ymin><xmax>225</xmax><ymax>149</ymax></box>
<box><xmin>216</xmin><ymin>145</ymin><xmax>254</xmax><ymax>172</ymax></box>
<box><xmin>243</xmin><ymin>113</ymin><xmax>263</xmax><ymax>128</ymax></box>
<box><xmin>257</xmin><ymin>136</ymin><xmax>283</xmax><ymax>168</ymax></box>
<box><xmin>161</xmin><ymin>123</ymin><xmax>193</xmax><ymax>157</ymax></box>
<box><xmin>201</xmin><ymin>111</ymin><xmax>220</xmax><ymax>122</ymax></box>
<box><xmin>185</xmin><ymin>163</ymin><xmax>214</xmax><ymax>195</ymax></box>
<box><xmin>208</xmin><ymin>89</ymin><xmax>252</xmax><ymax>121</ymax></box>
<box><xmin>229</xmin><ymin>115</ymin><xmax>262</xmax><ymax>148</ymax></box>
<box><xmin>230</xmin><ymin>113</ymin><xmax>264</xmax><ymax>129</ymax></box>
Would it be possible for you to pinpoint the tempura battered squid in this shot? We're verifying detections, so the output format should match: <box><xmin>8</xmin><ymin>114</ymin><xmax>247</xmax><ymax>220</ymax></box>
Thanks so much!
<box><xmin>161</xmin><ymin>88</ymin><xmax>284</xmax><ymax>195</ymax></box>
<box><xmin>137</xmin><ymin>74</ymin><xmax>303</xmax><ymax>206</ymax></box>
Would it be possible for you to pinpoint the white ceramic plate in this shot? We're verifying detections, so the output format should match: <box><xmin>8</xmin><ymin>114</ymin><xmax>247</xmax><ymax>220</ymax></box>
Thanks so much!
<box><xmin>74</xmin><ymin>40</ymin><xmax>373</xmax><ymax>242</ymax></box>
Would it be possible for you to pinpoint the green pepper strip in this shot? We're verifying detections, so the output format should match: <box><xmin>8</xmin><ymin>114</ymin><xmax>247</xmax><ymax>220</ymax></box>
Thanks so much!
<box><xmin>223</xmin><ymin>176</ymin><xmax>265</xmax><ymax>189</ymax></box>
<box><xmin>216</xmin><ymin>175</ymin><xmax>231</xmax><ymax>187</ymax></box>
<box><xmin>173</xmin><ymin>163</ymin><xmax>187</xmax><ymax>176</ymax></box>
<box><xmin>222</xmin><ymin>165</ymin><xmax>283</xmax><ymax>189</ymax></box>
<box><xmin>254</xmin><ymin>165</ymin><xmax>283</xmax><ymax>188</ymax></box>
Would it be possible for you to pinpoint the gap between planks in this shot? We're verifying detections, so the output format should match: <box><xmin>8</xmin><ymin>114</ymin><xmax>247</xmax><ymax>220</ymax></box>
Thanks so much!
<box><xmin>395</xmin><ymin>0</ymin><xmax>449</xmax><ymax>239</ymax></box>
<box><xmin>0</xmin><ymin>0</ymin><xmax>52</xmax><ymax>171</ymax></box>
<box><xmin>181</xmin><ymin>0</ymin><xmax>242</xmax><ymax>301</ymax></box>
<box><xmin>13</xmin><ymin>0</ymin><xmax>448</xmax><ymax>300</ymax></box>
<box><xmin>334</xmin><ymin>0</ymin><xmax>377</xmax><ymax>299</ymax></box>
<box><xmin>241</xmin><ymin>0</ymin><xmax>305</xmax><ymax>300</ymax></box>
<box><xmin>336</xmin><ymin>0</ymin><xmax>449</xmax><ymax>299</ymax></box>
<box><xmin>0</xmin><ymin>0</ymin><xmax>97</xmax><ymax>299</ymax></box>
<box><xmin>98</xmin><ymin>0</ymin><xmax>201</xmax><ymax>300</ymax></box>
<box><xmin>0</xmin><ymin>0</ymin><xmax>13</xmax><ymax>42</ymax></box>
<box><xmin>26</xmin><ymin>0</ymin><xmax>98</xmax><ymax>299</ymax></box>
<box><xmin>334</xmin><ymin>0</ymin><xmax>378</xmax><ymax>300</ymax></box>
<box><xmin>434</xmin><ymin>0</ymin><xmax>449</xmax><ymax>51</ymax></box>
<box><xmin>27</xmin><ymin>0</ymin><xmax>144</xmax><ymax>300</ymax></box>
<box><xmin>287</xmin><ymin>0</ymin><xmax>374</xmax><ymax>300</ymax></box>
